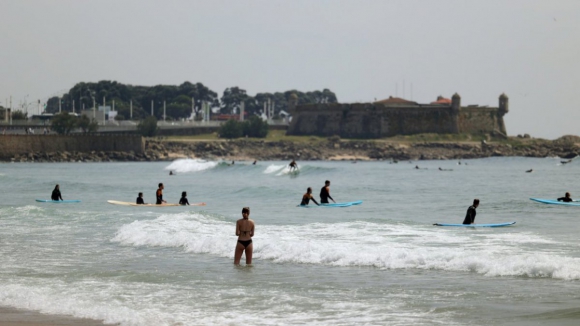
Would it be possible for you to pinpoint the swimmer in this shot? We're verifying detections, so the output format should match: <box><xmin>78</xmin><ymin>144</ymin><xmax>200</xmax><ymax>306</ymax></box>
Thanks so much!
<box><xmin>300</xmin><ymin>187</ymin><xmax>320</xmax><ymax>206</ymax></box>
<box><xmin>136</xmin><ymin>192</ymin><xmax>145</xmax><ymax>205</ymax></box>
<box><xmin>51</xmin><ymin>184</ymin><xmax>63</xmax><ymax>201</ymax></box>
<box><xmin>462</xmin><ymin>199</ymin><xmax>479</xmax><ymax>225</ymax></box>
<box><xmin>156</xmin><ymin>183</ymin><xmax>167</xmax><ymax>205</ymax></box>
<box><xmin>557</xmin><ymin>192</ymin><xmax>573</xmax><ymax>202</ymax></box>
<box><xmin>179</xmin><ymin>191</ymin><xmax>190</xmax><ymax>205</ymax></box>
<box><xmin>319</xmin><ymin>180</ymin><xmax>335</xmax><ymax>204</ymax></box>
<box><xmin>234</xmin><ymin>207</ymin><xmax>255</xmax><ymax>265</ymax></box>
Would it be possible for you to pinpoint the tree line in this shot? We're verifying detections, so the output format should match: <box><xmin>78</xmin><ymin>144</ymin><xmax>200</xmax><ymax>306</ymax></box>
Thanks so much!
<box><xmin>42</xmin><ymin>81</ymin><xmax>338</xmax><ymax>121</ymax></box>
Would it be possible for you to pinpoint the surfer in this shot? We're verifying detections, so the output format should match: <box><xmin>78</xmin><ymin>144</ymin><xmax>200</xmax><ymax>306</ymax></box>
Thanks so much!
<box><xmin>462</xmin><ymin>199</ymin><xmax>479</xmax><ymax>225</ymax></box>
<box><xmin>179</xmin><ymin>191</ymin><xmax>190</xmax><ymax>205</ymax></box>
<box><xmin>234</xmin><ymin>207</ymin><xmax>255</xmax><ymax>265</ymax></box>
<box><xmin>557</xmin><ymin>192</ymin><xmax>573</xmax><ymax>202</ymax></box>
<box><xmin>320</xmin><ymin>180</ymin><xmax>335</xmax><ymax>204</ymax></box>
<box><xmin>289</xmin><ymin>160</ymin><xmax>298</xmax><ymax>171</ymax></box>
<box><xmin>525</xmin><ymin>169</ymin><xmax>533</xmax><ymax>173</ymax></box>
<box><xmin>51</xmin><ymin>184</ymin><xmax>63</xmax><ymax>201</ymax></box>
<box><xmin>169</xmin><ymin>171</ymin><xmax>174</xmax><ymax>175</ymax></box>
<box><xmin>300</xmin><ymin>187</ymin><xmax>320</xmax><ymax>206</ymax></box>
<box><xmin>156</xmin><ymin>183</ymin><xmax>166</xmax><ymax>205</ymax></box>
<box><xmin>136</xmin><ymin>192</ymin><xmax>145</xmax><ymax>205</ymax></box>
<box><xmin>252</xmin><ymin>160</ymin><xmax>257</xmax><ymax>165</ymax></box>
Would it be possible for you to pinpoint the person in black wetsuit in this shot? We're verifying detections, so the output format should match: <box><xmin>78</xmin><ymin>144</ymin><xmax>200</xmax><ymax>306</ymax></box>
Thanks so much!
<box><xmin>179</xmin><ymin>191</ymin><xmax>190</xmax><ymax>206</ymax></box>
<box><xmin>289</xmin><ymin>160</ymin><xmax>298</xmax><ymax>171</ymax></box>
<box><xmin>156</xmin><ymin>183</ymin><xmax>166</xmax><ymax>205</ymax></box>
<box><xmin>462</xmin><ymin>199</ymin><xmax>479</xmax><ymax>225</ymax></box>
<box><xmin>51</xmin><ymin>184</ymin><xmax>63</xmax><ymax>201</ymax></box>
<box><xmin>557</xmin><ymin>192</ymin><xmax>573</xmax><ymax>202</ymax></box>
<box><xmin>300</xmin><ymin>187</ymin><xmax>320</xmax><ymax>206</ymax></box>
<box><xmin>136</xmin><ymin>192</ymin><xmax>145</xmax><ymax>205</ymax></box>
<box><xmin>320</xmin><ymin>180</ymin><xmax>335</xmax><ymax>204</ymax></box>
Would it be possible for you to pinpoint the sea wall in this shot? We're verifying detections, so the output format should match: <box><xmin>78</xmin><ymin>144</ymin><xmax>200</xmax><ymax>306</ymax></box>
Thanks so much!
<box><xmin>288</xmin><ymin>103</ymin><xmax>458</xmax><ymax>138</ymax></box>
<box><xmin>0</xmin><ymin>134</ymin><xmax>144</xmax><ymax>158</ymax></box>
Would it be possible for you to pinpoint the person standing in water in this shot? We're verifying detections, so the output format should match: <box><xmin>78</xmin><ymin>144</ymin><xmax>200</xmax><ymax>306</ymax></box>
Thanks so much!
<box><xmin>179</xmin><ymin>191</ymin><xmax>190</xmax><ymax>205</ymax></box>
<box><xmin>51</xmin><ymin>184</ymin><xmax>63</xmax><ymax>201</ymax></box>
<box><xmin>300</xmin><ymin>187</ymin><xmax>320</xmax><ymax>206</ymax></box>
<box><xmin>156</xmin><ymin>183</ymin><xmax>166</xmax><ymax>205</ymax></box>
<box><xmin>462</xmin><ymin>199</ymin><xmax>479</xmax><ymax>224</ymax></box>
<box><xmin>234</xmin><ymin>207</ymin><xmax>255</xmax><ymax>265</ymax></box>
<box><xmin>557</xmin><ymin>192</ymin><xmax>573</xmax><ymax>202</ymax></box>
<box><xmin>136</xmin><ymin>192</ymin><xmax>145</xmax><ymax>205</ymax></box>
<box><xmin>320</xmin><ymin>180</ymin><xmax>335</xmax><ymax>204</ymax></box>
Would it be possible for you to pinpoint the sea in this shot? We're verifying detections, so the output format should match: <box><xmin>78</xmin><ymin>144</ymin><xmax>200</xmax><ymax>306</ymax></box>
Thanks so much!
<box><xmin>1</xmin><ymin>157</ymin><xmax>580</xmax><ymax>326</ymax></box>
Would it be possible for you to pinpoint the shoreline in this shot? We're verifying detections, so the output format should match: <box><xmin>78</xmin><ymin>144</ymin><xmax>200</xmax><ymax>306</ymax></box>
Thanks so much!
<box><xmin>0</xmin><ymin>306</ymin><xmax>107</xmax><ymax>326</ymax></box>
<box><xmin>2</xmin><ymin>136</ymin><xmax>580</xmax><ymax>163</ymax></box>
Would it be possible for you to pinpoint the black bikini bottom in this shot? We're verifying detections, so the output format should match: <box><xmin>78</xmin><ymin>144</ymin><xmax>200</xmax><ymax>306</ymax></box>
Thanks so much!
<box><xmin>238</xmin><ymin>239</ymin><xmax>252</xmax><ymax>248</ymax></box>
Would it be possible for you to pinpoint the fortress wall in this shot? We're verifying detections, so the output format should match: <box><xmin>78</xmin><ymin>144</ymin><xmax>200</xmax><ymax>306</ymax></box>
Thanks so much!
<box><xmin>0</xmin><ymin>134</ymin><xmax>144</xmax><ymax>158</ymax></box>
<box><xmin>287</xmin><ymin>104</ymin><xmax>460</xmax><ymax>138</ymax></box>
<box><xmin>457</xmin><ymin>107</ymin><xmax>502</xmax><ymax>135</ymax></box>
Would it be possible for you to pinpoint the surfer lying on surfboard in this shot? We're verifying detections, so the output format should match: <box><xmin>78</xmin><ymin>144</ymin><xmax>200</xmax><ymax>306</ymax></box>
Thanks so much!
<box><xmin>462</xmin><ymin>199</ymin><xmax>479</xmax><ymax>225</ymax></box>
<box><xmin>557</xmin><ymin>192</ymin><xmax>573</xmax><ymax>202</ymax></box>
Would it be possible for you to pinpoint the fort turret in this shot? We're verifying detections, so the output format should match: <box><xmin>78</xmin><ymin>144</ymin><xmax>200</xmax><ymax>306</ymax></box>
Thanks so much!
<box><xmin>498</xmin><ymin>93</ymin><xmax>509</xmax><ymax>116</ymax></box>
<box><xmin>451</xmin><ymin>93</ymin><xmax>461</xmax><ymax>113</ymax></box>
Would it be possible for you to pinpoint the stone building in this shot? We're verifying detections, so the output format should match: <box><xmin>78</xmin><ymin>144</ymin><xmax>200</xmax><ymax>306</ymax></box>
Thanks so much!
<box><xmin>286</xmin><ymin>93</ymin><xmax>508</xmax><ymax>138</ymax></box>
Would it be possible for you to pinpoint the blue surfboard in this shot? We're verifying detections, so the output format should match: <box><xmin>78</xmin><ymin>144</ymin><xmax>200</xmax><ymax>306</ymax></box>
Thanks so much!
<box><xmin>36</xmin><ymin>199</ymin><xmax>81</xmax><ymax>203</ymax></box>
<box><xmin>529</xmin><ymin>198</ymin><xmax>580</xmax><ymax>206</ymax></box>
<box><xmin>298</xmin><ymin>200</ymin><xmax>363</xmax><ymax>208</ymax></box>
<box><xmin>434</xmin><ymin>222</ymin><xmax>516</xmax><ymax>227</ymax></box>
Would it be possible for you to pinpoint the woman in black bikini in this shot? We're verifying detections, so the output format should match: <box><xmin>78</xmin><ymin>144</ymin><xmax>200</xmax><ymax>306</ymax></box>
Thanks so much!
<box><xmin>234</xmin><ymin>207</ymin><xmax>255</xmax><ymax>265</ymax></box>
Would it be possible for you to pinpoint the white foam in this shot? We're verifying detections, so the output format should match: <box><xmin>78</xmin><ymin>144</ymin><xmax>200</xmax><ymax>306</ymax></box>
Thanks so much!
<box><xmin>263</xmin><ymin>164</ymin><xmax>285</xmax><ymax>174</ymax></box>
<box><xmin>164</xmin><ymin>159</ymin><xmax>218</xmax><ymax>173</ymax></box>
<box><xmin>112</xmin><ymin>214</ymin><xmax>580</xmax><ymax>280</ymax></box>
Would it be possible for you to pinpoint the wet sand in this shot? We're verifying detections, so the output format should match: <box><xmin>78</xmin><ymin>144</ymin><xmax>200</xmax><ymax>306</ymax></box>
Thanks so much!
<box><xmin>0</xmin><ymin>307</ymin><xmax>107</xmax><ymax>326</ymax></box>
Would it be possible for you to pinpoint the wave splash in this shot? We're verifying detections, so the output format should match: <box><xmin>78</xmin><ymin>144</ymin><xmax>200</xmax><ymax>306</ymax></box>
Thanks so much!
<box><xmin>112</xmin><ymin>213</ymin><xmax>580</xmax><ymax>280</ymax></box>
<box><xmin>164</xmin><ymin>159</ymin><xmax>218</xmax><ymax>173</ymax></box>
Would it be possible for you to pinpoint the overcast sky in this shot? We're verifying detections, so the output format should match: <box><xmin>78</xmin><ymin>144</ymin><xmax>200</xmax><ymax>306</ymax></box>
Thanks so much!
<box><xmin>1</xmin><ymin>0</ymin><xmax>578</xmax><ymax>139</ymax></box>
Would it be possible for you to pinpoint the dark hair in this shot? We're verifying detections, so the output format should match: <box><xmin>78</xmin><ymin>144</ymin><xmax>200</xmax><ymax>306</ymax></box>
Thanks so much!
<box><xmin>138</xmin><ymin>192</ymin><xmax>143</xmax><ymax>196</ymax></box>
<box><xmin>325</xmin><ymin>180</ymin><xmax>330</xmax><ymax>184</ymax></box>
<box><xmin>182</xmin><ymin>191</ymin><xmax>187</xmax><ymax>197</ymax></box>
<box><xmin>473</xmin><ymin>199</ymin><xmax>480</xmax><ymax>205</ymax></box>
<box><xmin>242</xmin><ymin>207</ymin><xmax>250</xmax><ymax>214</ymax></box>
<box><xmin>54</xmin><ymin>184</ymin><xmax>59</xmax><ymax>190</ymax></box>
<box><xmin>307</xmin><ymin>187</ymin><xmax>312</xmax><ymax>192</ymax></box>
<box><xmin>158</xmin><ymin>183</ymin><xmax>163</xmax><ymax>188</ymax></box>
<box><xmin>566</xmin><ymin>192</ymin><xmax>571</xmax><ymax>197</ymax></box>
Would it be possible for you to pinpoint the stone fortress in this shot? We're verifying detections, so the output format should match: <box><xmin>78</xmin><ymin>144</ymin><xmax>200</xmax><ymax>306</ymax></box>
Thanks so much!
<box><xmin>286</xmin><ymin>93</ymin><xmax>509</xmax><ymax>138</ymax></box>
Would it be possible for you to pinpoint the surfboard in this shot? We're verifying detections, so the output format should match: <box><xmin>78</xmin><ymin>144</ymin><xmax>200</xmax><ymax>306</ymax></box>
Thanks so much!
<box><xmin>529</xmin><ymin>198</ymin><xmax>580</xmax><ymax>206</ymax></box>
<box><xmin>433</xmin><ymin>222</ymin><xmax>516</xmax><ymax>227</ymax></box>
<box><xmin>107</xmin><ymin>200</ymin><xmax>206</xmax><ymax>207</ymax></box>
<box><xmin>35</xmin><ymin>199</ymin><xmax>81</xmax><ymax>203</ymax></box>
<box><xmin>298</xmin><ymin>200</ymin><xmax>363</xmax><ymax>208</ymax></box>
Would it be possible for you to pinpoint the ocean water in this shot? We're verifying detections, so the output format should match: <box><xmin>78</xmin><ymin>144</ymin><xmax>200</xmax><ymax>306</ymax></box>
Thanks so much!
<box><xmin>1</xmin><ymin>157</ymin><xmax>580</xmax><ymax>325</ymax></box>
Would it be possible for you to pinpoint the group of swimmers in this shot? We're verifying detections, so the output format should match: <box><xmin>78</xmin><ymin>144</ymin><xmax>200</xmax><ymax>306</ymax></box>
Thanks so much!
<box><xmin>135</xmin><ymin>183</ymin><xmax>190</xmax><ymax>205</ymax></box>
<box><xmin>300</xmin><ymin>180</ymin><xmax>335</xmax><ymax>206</ymax></box>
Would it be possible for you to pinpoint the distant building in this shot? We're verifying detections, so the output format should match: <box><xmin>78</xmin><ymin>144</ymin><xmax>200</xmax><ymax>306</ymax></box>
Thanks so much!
<box><xmin>286</xmin><ymin>93</ymin><xmax>509</xmax><ymax>138</ymax></box>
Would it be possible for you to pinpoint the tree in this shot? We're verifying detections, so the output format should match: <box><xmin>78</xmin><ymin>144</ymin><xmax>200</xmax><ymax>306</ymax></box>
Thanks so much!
<box><xmin>11</xmin><ymin>110</ymin><xmax>27</xmax><ymax>120</ymax></box>
<box><xmin>77</xmin><ymin>115</ymin><xmax>99</xmax><ymax>133</ymax></box>
<box><xmin>137</xmin><ymin>116</ymin><xmax>159</xmax><ymax>137</ymax></box>
<box><xmin>242</xmin><ymin>115</ymin><xmax>269</xmax><ymax>138</ymax></box>
<box><xmin>220</xmin><ymin>87</ymin><xmax>248</xmax><ymax>114</ymax></box>
<box><xmin>51</xmin><ymin>112</ymin><xmax>78</xmax><ymax>135</ymax></box>
<box><xmin>219</xmin><ymin>119</ymin><xmax>243</xmax><ymax>139</ymax></box>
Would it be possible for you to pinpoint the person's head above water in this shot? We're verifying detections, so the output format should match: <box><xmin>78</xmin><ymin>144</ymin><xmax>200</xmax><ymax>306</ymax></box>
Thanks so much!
<box><xmin>242</xmin><ymin>207</ymin><xmax>250</xmax><ymax>217</ymax></box>
<box><xmin>325</xmin><ymin>180</ymin><xmax>330</xmax><ymax>186</ymax></box>
<box><xmin>181</xmin><ymin>191</ymin><xmax>187</xmax><ymax>197</ymax></box>
<box><xmin>566</xmin><ymin>192</ymin><xmax>571</xmax><ymax>198</ymax></box>
<box><xmin>54</xmin><ymin>184</ymin><xmax>59</xmax><ymax>190</ymax></box>
<box><xmin>158</xmin><ymin>183</ymin><xmax>163</xmax><ymax>189</ymax></box>
<box><xmin>138</xmin><ymin>192</ymin><xmax>143</xmax><ymax>197</ymax></box>
<box><xmin>473</xmin><ymin>199</ymin><xmax>480</xmax><ymax>207</ymax></box>
<box><xmin>307</xmin><ymin>187</ymin><xmax>312</xmax><ymax>193</ymax></box>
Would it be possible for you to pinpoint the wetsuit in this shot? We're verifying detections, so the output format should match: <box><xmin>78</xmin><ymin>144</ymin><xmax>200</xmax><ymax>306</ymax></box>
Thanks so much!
<box><xmin>156</xmin><ymin>189</ymin><xmax>163</xmax><ymax>205</ymax></box>
<box><xmin>179</xmin><ymin>197</ymin><xmax>190</xmax><ymax>205</ymax></box>
<box><xmin>51</xmin><ymin>189</ymin><xmax>63</xmax><ymax>201</ymax></box>
<box><xmin>462</xmin><ymin>205</ymin><xmax>477</xmax><ymax>224</ymax></box>
<box><xmin>558</xmin><ymin>196</ymin><xmax>573</xmax><ymax>202</ymax></box>
<box><xmin>320</xmin><ymin>186</ymin><xmax>333</xmax><ymax>204</ymax></box>
<box><xmin>300</xmin><ymin>193</ymin><xmax>319</xmax><ymax>206</ymax></box>
<box><xmin>136</xmin><ymin>197</ymin><xmax>144</xmax><ymax>205</ymax></box>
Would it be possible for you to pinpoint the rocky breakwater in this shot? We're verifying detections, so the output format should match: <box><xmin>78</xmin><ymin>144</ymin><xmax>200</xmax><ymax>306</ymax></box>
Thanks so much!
<box><xmin>3</xmin><ymin>135</ymin><xmax>579</xmax><ymax>162</ymax></box>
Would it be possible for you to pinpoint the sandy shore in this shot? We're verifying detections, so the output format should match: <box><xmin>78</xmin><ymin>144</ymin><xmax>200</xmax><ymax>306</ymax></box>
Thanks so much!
<box><xmin>0</xmin><ymin>307</ymin><xmax>107</xmax><ymax>326</ymax></box>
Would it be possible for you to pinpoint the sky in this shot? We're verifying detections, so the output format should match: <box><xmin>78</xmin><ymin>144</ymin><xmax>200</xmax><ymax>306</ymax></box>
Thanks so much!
<box><xmin>0</xmin><ymin>0</ymin><xmax>579</xmax><ymax>139</ymax></box>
